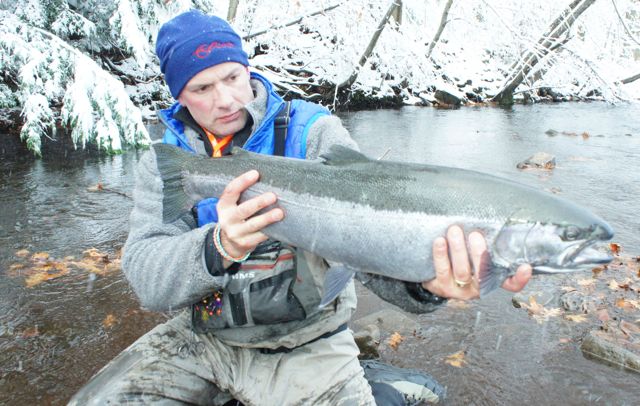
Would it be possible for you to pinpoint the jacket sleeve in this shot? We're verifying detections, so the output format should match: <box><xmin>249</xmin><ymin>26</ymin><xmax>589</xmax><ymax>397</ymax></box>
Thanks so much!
<box><xmin>305</xmin><ymin>115</ymin><xmax>446</xmax><ymax>314</ymax></box>
<box><xmin>122</xmin><ymin>148</ymin><xmax>227</xmax><ymax>311</ymax></box>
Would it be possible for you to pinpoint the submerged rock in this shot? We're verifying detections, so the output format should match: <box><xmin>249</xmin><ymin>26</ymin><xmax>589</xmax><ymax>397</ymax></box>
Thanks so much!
<box><xmin>516</xmin><ymin>152</ymin><xmax>556</xmax><ymax>170</ymax></box>
<box><xmin>581</xmin><ymin>329</ymin><xmax>640</xmax><ymax>374</ymax></box>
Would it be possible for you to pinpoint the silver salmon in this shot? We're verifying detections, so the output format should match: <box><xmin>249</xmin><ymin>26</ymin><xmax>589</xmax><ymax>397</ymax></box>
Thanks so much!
<box><xmin>153</xmin><ymin>144</ymin><xmax>613</xmax><ymax>304</ymax></box>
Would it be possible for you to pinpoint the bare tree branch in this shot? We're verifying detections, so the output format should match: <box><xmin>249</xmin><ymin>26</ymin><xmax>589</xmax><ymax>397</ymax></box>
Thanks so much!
<box><xmin>611</xmin><ymin>0</ymin><xmax>640</xmax><ymax>46</ymax></box>
<box><xmin>426</xmin><ymin>0</ymin><xmax>454</xmax><ymax>59</ymax></box>
<box><xmin>336</xmin><ymin>0</ymin><xmax>401</xmax><ymax>91</ymax></box>
<box><xmin>227</xmin><ymin>0</ymin><xmax>240</xmax><ymax>23</ymax></box>
<box><xmin>492</xmin><ymin>0</ymin><xmax>597</xmax><ymax>105</ymax></box>
<box><xmin>243</xmin><ymin>3</ymin><xmax>341</xmax><ymax>40</ymax></box>
<box><xmin>621</xmin><ymin>72</ymin><xmax>640</xmax><ymax>84</ymax></box>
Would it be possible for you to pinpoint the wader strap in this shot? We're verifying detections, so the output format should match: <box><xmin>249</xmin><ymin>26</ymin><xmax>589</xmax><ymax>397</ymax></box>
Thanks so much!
<box><xmin>259</xmin><ymin>323</ymin><xmax>348</xmax><ymax>355</ymax></box>
<box><xmin>273</xmin><ymin>101</ymin><xmax>291</xmax><ymax>157</ymax></box>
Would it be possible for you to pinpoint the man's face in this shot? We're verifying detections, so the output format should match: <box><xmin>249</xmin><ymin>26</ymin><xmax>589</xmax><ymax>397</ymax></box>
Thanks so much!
<box><xmin>178</xmin><ymin>62</ymin><xmax>254</xmax><ymax>136</ymax></box>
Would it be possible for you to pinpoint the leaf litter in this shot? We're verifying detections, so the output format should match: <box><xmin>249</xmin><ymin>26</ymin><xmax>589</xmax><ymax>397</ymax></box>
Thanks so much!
<box><xmin>8</xmin><ymin>247</ymin><xmax>122</xmax><ymax>287</ymax></box>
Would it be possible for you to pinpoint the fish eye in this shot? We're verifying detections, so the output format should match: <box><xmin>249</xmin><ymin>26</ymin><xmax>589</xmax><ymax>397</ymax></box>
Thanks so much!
<box><xmin>562</xmin><ymin>226</ymin><xmax>580</xmax><ymax>241</ymax></box>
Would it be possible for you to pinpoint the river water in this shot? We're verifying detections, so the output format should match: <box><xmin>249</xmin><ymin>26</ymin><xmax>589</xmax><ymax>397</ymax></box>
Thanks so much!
<box><xmin>0</xmin><ymin>102</ymin><xmax>638</xmax><ymax>404</ymax></box>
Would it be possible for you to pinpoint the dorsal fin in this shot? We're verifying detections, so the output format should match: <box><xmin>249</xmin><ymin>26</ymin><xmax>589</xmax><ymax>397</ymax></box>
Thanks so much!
<box><xmin>320</xmin><ymin>145</ymin><xmax>371</xmax><ymax>166</ymax></box>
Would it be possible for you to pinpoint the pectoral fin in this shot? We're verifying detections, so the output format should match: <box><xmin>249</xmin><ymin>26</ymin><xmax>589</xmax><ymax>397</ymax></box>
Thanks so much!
<box><xmin>318</xmin><ymin>264</ymin><xmax>356</xmax><ymax>308</ymax></box>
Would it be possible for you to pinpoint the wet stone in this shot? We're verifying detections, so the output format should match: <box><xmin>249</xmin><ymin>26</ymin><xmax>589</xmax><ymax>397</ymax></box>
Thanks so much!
<box><xmin>352</xmin><ymin>324</ymin><xmax>381</xmax><ymax>360</ymax></box>
<box><xmin>581</xmin><ymin>330</ymin><xmax>640</xmax><ymax>374</ymax></box>
<box><xmin>560</xmin><ymin>290</ymin><xmax>603</xmax><ymax>313</ymax></box>
<box><xmin>516</xmin><ymin>152</ymin><xmax>556</xmax><ymax>170</ymax></box>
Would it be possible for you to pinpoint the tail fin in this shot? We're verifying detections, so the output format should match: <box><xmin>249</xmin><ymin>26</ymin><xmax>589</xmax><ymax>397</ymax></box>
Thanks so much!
<box><xmin>153</xmin><ymin>144</ymin><xmax>192</xmax><ymax>224</ymax></box>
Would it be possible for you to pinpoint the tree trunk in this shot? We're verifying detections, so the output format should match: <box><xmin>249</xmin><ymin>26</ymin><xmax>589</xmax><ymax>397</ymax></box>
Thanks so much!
<box><xmin>491</xmin><ymin>0</ymin><xmax>597</xmax><ymax>106</ymax></box>
<box><xmin>390</xmin><ymin>0</ymin><xmax>402</xmax><ymax>26</ymax></box>
<box><xmin>425</xmin><ymin>0</ymin><xmax>454</xmax><ymax>59</ymax></box>
<box><xmin>621</xmin><ymin>72</ymin><xmax>640</xmax><ymax>84</ymax></box>
<box><xmin>336</xmin><ymin>0</ymin><xmax>401</xmax><ymax>91</ymax></box>
<box><xmin>227</xmin><ymin>0</ymin><xmax>240</xmax><ymax>23</ymax></box>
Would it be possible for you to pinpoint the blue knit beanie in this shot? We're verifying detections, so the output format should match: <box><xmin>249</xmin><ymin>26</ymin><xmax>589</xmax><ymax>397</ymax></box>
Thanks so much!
<box><xmin>156</xmin><ymin>10</ymin><xmax>249</xmax><ymax>98</ymax></box>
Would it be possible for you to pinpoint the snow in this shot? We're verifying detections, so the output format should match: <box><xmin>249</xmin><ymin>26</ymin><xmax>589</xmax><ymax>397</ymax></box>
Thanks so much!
<box><xmin>0</xmin><ymin>0</ymin><xmax>638</xmax><ymax>155</ymax></box>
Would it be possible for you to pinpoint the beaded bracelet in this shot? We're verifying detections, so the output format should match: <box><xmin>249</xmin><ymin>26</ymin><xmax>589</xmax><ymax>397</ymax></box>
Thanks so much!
<box><xmin>213</xmin><ymin>224</ymin><xmax>251</xmax><ymax>263</ymax></box>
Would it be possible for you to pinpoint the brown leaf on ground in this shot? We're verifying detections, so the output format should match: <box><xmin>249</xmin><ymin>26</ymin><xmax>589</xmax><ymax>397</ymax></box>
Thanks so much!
<box><xmin>597</xmin><ymin>309</ymin><xmax>610</xmax><ymax>322</ymax></box>
<box><xmin>15</xmin><ymin>249</ymin><xmax>30</xmax><ymax>258</ymax></box>
<box><xmin>577</xmin><ymin>278</ymin><xmax>596</xmax><ymax>287</ymax></box>
<box><xmin>25</xmin><ymin>261</ymin><xmax>70</xmax><ymax>288</ymax></box>
<box><xmin>620</xmin><ymin>320</ymin><xmax>640</xmax><ymax>337</ymax></box>
<box><xmin>565</xmin><ymin>314</ymin><xmax>588</xmax><ymax>323</ymax></box>
<box><xmin>592</xmin><ymin>267</ymin><xmax>605</xmax><ymax>276</ymax></box>
<box><xmin>103</xmin><ymin>314</ymin><xmax>118</xmax><ymax>328</ymax></box>
<box><xmin>7</xmin><ymin>263</ymin><xmax>26</xmax><ymax>277</ymax></box>
<box><xmin>581</xmin><ymin>131</ymin><xmax>590</xmax><ymax>139</ymax></box>
<box><xmin>521</xmin><ymin>296</ymin><xmax>562</xmax><ymax>323</ymax></box>
<box><xmin>87</xmin><ymin>183</ymin><xmax>104</xmax><ymax>192</ymax></box>
<box><xmin>609</xmin><ymin>243</ymin><xmax>621</xmax><ymax>255</ymax></box>
<box><xmin>31</xmin><ymin>252</ymin><xmax>50</xmax><ymax>262</ymax></box>
<box><xmin>20</xmin><ymin>326</ymin><xmax>40</xmax><ymax>338</ymax></box>
<box><xmin>83</xmin><ymin>248</ymin><xmax>111</xmax><ymax>264</ymax></box>
<box><xmin>615</xmin><ymin>298</ymin><xmax>639</xmax><ymax>311</ymax></box>
<box><xmin>387</xmin><ymin>332</ymin><xmax>404</xmax><ymax>350</ymax></box>
<box><xmin>445</xmin><ymin>350</ymin><xmax>467</xmax><ymax>368</ymax></box>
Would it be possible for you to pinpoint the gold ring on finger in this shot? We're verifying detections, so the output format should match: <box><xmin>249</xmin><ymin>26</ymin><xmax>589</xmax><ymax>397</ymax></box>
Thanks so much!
<box><xmin>454</xmin><ymin>278</ymin><xmax>472</xmax><ymax>288</ymax></box>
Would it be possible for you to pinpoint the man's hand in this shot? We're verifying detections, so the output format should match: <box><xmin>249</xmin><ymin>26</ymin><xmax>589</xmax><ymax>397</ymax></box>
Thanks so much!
<box><xmin>215</xmin><ymin>170</ymin><xmax>284</xmax><ymax>266</ymax></box>
<box><xmin>422</xmin><ymin>225</ymin><xmax>532</xmax><ymax>300</ymax></box>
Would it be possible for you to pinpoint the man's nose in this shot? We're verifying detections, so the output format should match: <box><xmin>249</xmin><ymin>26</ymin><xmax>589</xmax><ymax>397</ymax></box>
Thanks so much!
<box><xmin>213</xmin><ymin>85</ymin><xmax>234</xmax><ymax>109</ymax></box>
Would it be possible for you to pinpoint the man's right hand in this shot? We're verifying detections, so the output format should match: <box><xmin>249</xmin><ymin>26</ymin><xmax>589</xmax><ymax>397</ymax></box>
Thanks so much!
<box><xmin>215</xmin><ymin>170</ymin><xmax>284</xmax><ymax>267</ymax></box>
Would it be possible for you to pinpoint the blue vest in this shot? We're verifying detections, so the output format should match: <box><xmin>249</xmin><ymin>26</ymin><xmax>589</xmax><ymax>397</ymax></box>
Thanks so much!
<box><xmin>159</xmin><ymin>72</ymin><xmax>329</xmax><ymax>226</ymax></box>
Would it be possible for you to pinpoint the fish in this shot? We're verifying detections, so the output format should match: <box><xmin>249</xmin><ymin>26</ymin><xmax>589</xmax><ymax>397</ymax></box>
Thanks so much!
<box><xmin>152</xmin><ymin>143</ymin><xmax>614</xmax><ymax>305</ymax></box>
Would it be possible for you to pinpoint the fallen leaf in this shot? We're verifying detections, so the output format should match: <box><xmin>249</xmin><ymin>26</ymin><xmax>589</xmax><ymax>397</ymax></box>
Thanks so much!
<box><xmin>20</xmin><ymin>326</ymin><xmax>39</xmax><ymax>338</ymax></box>
<box><xmin>103</xmin><ymin>314</ymin><xmax>117</xmax><ymax>328</ymax></box>
<box><xmin>610</xmin><ymin>243</ymin><xmax>621</xmax><ymax>255</ymax></box>
<box><xmin>444</xmin><ymin>350</ymin><xmax>467</xmax><ymax>368</ymax></box>
<box><xmin>615</xmin><ymin>298</ymin><xmax>638</xmax><ymax>310</ymax></box>
<box><xmin>388</xmin><ymin>332</ymin><xmax>404</xmax><ymax>350</ymax></box>
<box><xmin>597</xmin><ymin>309</ymin><xmax>610</xmax><ymax>322</ymax></box>
<box><xmin>592</xmin><ymin>267</ymin><xmax>605</xmax><ymax>276</ymax></box>
<box><xmin>581</xmin><ymin>131</ymin><xmax>590</xmax><ymax>139</ymax></box>
<box><xmin>24</xmin><ymin>261</ymin><xmax>70</xmax><ymax>288</ymax></box>
<box><xmin>15</xmin><ymin>249</ymin><xmax>30</xmax><ymax>258</ymax></box>
<box><xmin>520</xmin><ymin>296</ymin><xmax>562</xmax><ymax>323</ymax></box>
<box><xmin>577</xmin><ymin>278</ymin><xmax>596</xmax><ymax>287</ymax></box>
<box><xmin>620</xmin><ymin>320</ymin><xmax>640</xmax><ymax>336</ymax></box>
<box><xmin>31</xmin><ymin>252</ymin><xmax>50</xmax><ymax>262</ymax></box>
<box><xmin>87</xmin><ymin>183</ymin><xmax>104</xmax><ymax>192</ymax></box>
<box><xmin>560</xmin><ymin>286</ymin><xmax>576</xmax><ymax>292</ymax></box>
<box><xmin>565</xmin><ymin>314</ymin><xmax>588</xmax><ymax>323</ymax></box>
<box><xmin>608</xmin><ymin>280</ymin><xmax>620</xmax><ymax>290</ymax></box>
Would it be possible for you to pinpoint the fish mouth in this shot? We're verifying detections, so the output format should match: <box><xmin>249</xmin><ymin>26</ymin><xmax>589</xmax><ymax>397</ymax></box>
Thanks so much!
<box><xmin>534</xmin><ymin>239</ymin><xmax>613</xmax><ymax>274</ymax></box>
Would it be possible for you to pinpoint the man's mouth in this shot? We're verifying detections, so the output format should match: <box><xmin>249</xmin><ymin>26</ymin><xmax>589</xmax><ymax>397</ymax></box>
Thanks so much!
<box><xmin>218</xmin><ymin>111</ymin><xmax>241</xmax><ymax>124</ymax></box>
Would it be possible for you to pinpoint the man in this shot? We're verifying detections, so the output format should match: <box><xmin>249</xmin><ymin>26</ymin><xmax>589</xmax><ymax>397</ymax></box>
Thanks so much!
<box><xmin>70</xmin><ymin>9</ymin><xmax>531</xmax><ymax>405</ymax></box>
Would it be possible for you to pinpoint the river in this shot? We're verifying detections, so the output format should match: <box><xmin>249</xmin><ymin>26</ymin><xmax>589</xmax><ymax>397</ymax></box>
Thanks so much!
<box><xmin>0</xmin><ymin>102</ymin><xmax>638</xmax><ymax>404</ymax></box>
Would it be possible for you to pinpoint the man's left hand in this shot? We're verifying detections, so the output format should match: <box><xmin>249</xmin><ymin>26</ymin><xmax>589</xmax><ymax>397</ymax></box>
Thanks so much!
<box><xmin>422</xmin><ymin>225</ymin><xmax>532</xmax><ymax>300</ymax></box>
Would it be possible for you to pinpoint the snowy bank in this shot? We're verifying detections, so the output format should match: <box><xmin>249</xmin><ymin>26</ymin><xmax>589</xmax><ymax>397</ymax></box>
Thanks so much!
<box><xmin>0</xmin><ymin>0</ymin><xmax>638</xmax><ymax>155</ymax></box>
